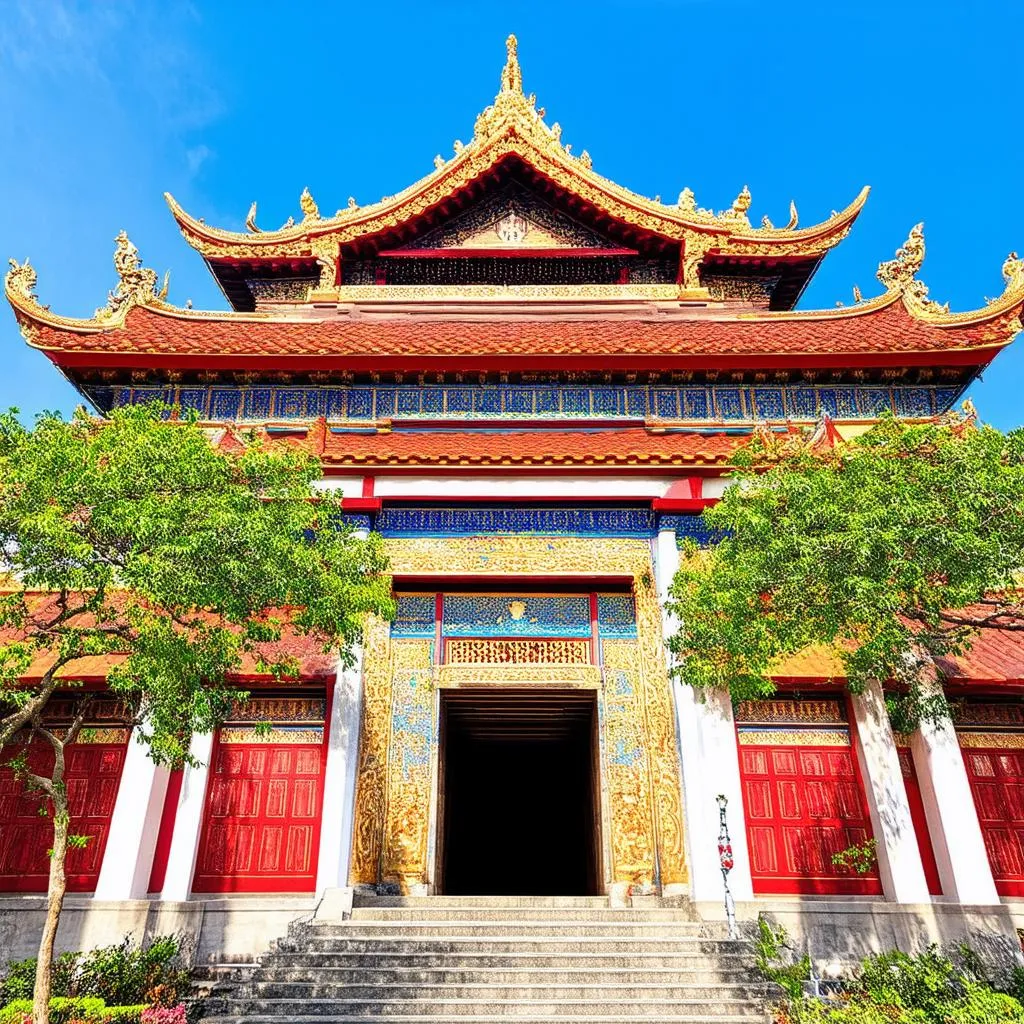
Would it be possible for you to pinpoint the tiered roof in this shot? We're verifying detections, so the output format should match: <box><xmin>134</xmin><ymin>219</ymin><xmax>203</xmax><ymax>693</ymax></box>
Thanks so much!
<box><xmin>4</xmin><ymin>37</ymin><xmax>1023</xmax><ymax>475</ymax></box>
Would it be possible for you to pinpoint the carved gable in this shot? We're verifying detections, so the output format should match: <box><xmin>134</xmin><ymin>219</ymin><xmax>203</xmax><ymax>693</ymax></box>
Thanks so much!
<box><xmin>402</xmin><ymin>184</ymin><xmax>617</xmax><ymax>251</ymax></box>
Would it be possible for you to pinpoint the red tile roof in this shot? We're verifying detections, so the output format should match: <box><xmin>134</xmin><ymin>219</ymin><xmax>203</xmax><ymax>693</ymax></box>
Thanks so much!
<box><xmin>25</xmin><ymin>299</ymin><xmax>1018</xmax><ymax>369</ymax></box>
<box><xmin>773</xmin><ymin>625</ymin><xmax>1024</xmax><ymax>686</ymax></box>
<box><xmin>220</xmin><ymin>422</ymin><xmax>753</xmax><ymax>468</ymax></box>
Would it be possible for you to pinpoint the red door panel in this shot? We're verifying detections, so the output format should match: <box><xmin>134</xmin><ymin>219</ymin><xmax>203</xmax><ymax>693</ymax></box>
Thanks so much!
<box><xmin>738</xmin><ymin>741</ymin><xmax>883</xmax><ymax>896</ymax></box>
<box><xmin>0</xmin><ymin>738</ymin><xmax>128</xmax><ymax>892</ymax></box>
<box><xmin>192</xmin><ymin>739</ymin><xmax>327</xmax><ymax>893</ymax></box>
<box><xmin>962</xmin><ymin>743</ymin><xmax>1024</xmax><ymax>896</ymax></box>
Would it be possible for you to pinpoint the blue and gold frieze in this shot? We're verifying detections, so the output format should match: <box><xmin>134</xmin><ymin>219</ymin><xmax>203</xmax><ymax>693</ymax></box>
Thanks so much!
<box><xmin>392</xmin><ymin>591</ymin><xmax>638</xmax><ymax>639</ymax></box>
<box><xmin>376</xmin><ymin>505</ymin><xmax>655</xmax><ymax>537</ymax></box>
<box><xmin>443</xmin><ymin>594</ymin><xmax>592</xmax><ymax>637</ymax></box>
<box><xmin>90</xmin><ymin>382</ymin><xmax>964</xmax><ymax>423</ymax></box>
<box><xmin>596</xmin><ymin>594</ymin><xmax>638</xmax><ymax>638</ymax></box>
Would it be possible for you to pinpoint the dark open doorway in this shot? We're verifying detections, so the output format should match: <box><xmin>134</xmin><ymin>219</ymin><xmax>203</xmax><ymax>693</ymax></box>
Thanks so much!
<box><xmin>438</xmin><ymin>689</ymin><xmax>601</xmax><ymax>896</ymax></box>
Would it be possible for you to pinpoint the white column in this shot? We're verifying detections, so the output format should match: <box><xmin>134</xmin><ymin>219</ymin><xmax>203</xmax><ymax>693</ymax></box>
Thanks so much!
<box><xmin>94</xmin><ymin>731</ymin><xmax>170</xmax><ymax>900</ymax></box>
<box><xmin>315</xmin><ymin>647</ymin><xmax>364</xmax><ymax>896</ymax></box>
<box><xmin>654</xmin><ymin>527</ymin><xmax>754</xmax><ymax>903</ymax></box>
<box><xmin>849</xmin><ymin>680</ymin><xmax>931</xmax><ymax>903</ymax></box>
<box><xmin>158</xmin><ymin>730</ymin><xmax>214</xmax><ymax>902</ymax></box>
<box><xmin>910</xmin><ymin>679</ymin><xmax>1000</xmax><ymax>905</ymax></box>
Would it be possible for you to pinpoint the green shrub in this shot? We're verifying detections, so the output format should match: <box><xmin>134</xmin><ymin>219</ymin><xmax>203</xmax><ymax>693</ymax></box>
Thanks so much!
<box><xmin>0</xmin><ymin>999</ymin><xmax>147</xmax><ymax>1024</ymax></box>
<box><xmin>773</xmin><ymin>946</ymin><xmax>1024</xmax><ymax>1024</ymax></box>
<box><xmin>75</xmin><ymin>937</ymin><xmax>187</xmax><ymax>1008</ymax></box>
<box><xmin>0</xmin><ymin>997</ymin><xmax>106</xmax><ymax>1024</ymax></box>
<box><xmin>1</xmin><ymin>936</ymin><xmax>189</xmax><ymax>1009</ymax></box>
<box><xmin>1</xmin><ymin>953</ymin><xmax>81</xmax><ymax>1002</ymax></box>
<box><xmin>754</xmin><ymin>916</ymin><xmax>811</xmax><ymax>1001</ymax></box>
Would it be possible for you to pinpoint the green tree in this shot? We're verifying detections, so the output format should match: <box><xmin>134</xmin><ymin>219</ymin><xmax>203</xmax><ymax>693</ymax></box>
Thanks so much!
<box><xmin>0</xmin><ymin>404</ymin><xmax>393</xmax><ymax>1024</ymax></box>
<box><xmin>666</xmin><ymin>413</ymin><xmax>1024</xmax><ymax>727</ymax></box>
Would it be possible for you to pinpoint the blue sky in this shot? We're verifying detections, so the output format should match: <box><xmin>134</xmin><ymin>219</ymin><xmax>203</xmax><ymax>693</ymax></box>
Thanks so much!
<box><xmin>1</xmin><ymin>0</ymin><xmax>1022</xmax><ymax>429</ymax></box>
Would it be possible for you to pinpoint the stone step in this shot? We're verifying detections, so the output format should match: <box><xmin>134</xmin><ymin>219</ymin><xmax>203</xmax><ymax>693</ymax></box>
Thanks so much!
<box><xmin>219</xmin><ymin>997</ymin><xmax>762</xmax><ymax>1017</ymax></box>
<box><xmin>272</xmin><ymin>938</ymin><xmax>748</xmax><ymax>955</ymax></box>
<box><xmin>243</xmin><ymin>983</ymin><xmax>770</xmax><ymax>1001</ymax></box>
<box><xmin>304</xmin><ymin>922</ymin><xmax>714</xmax><ymax>937</ymax></box>
<box><xmin>260</xmin><ymin>951</ymin><xmax>756</xmax><ymax>969</ymax></box>
<box><xmin>352</xmin><ymin>895</ymin><xmax>613</xmax><ymax>909</ymax></box>
<box><xmin>204</xmin><ymin>1016</ymin><xmax>763</xmax><ymax>1023</ymax></box>
<box><xmin>247</xmin><ymin>967</ymin><xmax>761</xmax><ymax>985</ymax></box>
<box><xmin>347</xmin><ymin>908</ymin><xmax>701</xmax><ymax>922</ymax></box>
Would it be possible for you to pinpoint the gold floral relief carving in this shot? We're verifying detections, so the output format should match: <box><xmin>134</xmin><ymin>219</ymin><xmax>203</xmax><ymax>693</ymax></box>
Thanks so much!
<box><xmin>349</xmin><ymin>614</ymin><xmax>393</xmax><ymax>885</ymax></box>
<box><xmin>602</xmin><ymin>639</ymin><xmax>656</xmax><ymax>885</ymax></box>
<box><xmin>956</xmin><ymin>731</ymin><xmax>1024</xmax><ymax>750</ymax></box>
<box><xmin>631</xmin><ymin>575</ymin><xmax>689</xmax><ymax>887</ymax></box>
<box><xmin>737</xmin><ymin>729</ymin><xmax>851</xmax><ymax>748</ymax></box>
<box><xmin>381</xmin><ymin>639</ymin><xmax>435</xmax><ymax>889</ymax></box>
<box><xmin>445</xmin><ymin>637</ymin><xmax>591</xmax><ymax>665</ymax></box>
<box><xmin>438</xmin><ymin>664</ymin><xmax>601</xmax><ymax>688</ymax></box>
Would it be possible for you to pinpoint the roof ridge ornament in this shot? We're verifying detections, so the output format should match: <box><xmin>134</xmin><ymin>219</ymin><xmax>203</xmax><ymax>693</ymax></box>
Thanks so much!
<box><xmin>95</xmin><ymin>231</ymin><xmax>170</xmax><ymax>321</ymax></box>
<box><xmin>500</xmin><ymin>34</ymin><xmax>523</xmax><ymax>94</ymax></box>
<box><xmin>876</xmin><ymin>223</ymin><xmax>948</xmax><ymax>316</ymax></box>
<box><xmin>5</xmin><ymin>258</ymin><xmax>38</xmax><ymax>305</ymax></box>
<box><xmin>299</xmin><ymin>187</ymin><xmax>321</xmax><ymax>222</ymax></box>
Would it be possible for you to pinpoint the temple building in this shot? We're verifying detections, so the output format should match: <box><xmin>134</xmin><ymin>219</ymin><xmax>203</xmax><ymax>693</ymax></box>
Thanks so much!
<box><xmin>4</xmin><ymin>36</ymin><xmax>1024</xmax><ymax>975</ymax></box>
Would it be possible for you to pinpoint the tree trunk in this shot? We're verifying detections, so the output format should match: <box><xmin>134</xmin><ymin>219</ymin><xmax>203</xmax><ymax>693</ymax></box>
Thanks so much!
<box><xmin>32</xmin><ymin>788</ymin><xmax>69</xmax><ymax>1024</ymax></box>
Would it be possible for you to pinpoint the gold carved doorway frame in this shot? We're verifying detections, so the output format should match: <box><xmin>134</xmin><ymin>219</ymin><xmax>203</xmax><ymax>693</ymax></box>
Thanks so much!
<box><xmin>348</xmin><ymin>536</ymin><xmax>688</xmax><ymax>894</ymax></box>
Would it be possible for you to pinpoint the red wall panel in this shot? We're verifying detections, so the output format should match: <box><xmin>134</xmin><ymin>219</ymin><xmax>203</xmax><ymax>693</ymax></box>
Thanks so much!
<box><xmin>0</xmin><ymin>738</ymin><xmax>128</xmax><ymax>892</ymax></box>
<box><xmin>962</xmin><ymin>746</ymin><xmax>1024</xmax><ymax>897</ymax></box>
<box><xmin>896</xmin><ymin>747</ymin><xmax>942</xmax><ymax>895</ymax></box>
<box><xmin>739</xmin><ymin>742</ymin><xmax>883</xmax><ymax>896</ymax></box>
<box><xmin>192</xmin><ymin>740</ymin><xmax>327</xmax><ymax>893</ymax></box>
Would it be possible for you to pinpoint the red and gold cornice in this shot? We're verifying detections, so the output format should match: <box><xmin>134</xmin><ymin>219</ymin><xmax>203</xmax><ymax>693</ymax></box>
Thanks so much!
<box><xmin>163</xmin><ymin>37</ymin><xmax>868</xmax><ymax>289</ymax></box>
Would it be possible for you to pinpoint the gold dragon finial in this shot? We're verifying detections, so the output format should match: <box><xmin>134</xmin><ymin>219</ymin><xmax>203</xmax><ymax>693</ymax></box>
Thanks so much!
<box><xmin>245</xmin><ymin>201</ymin><xmax>262</xmax><ymax>233</ymax></box>
<box><xmin>5</xmin><ymin>258</ymin><xmax>38</xmax><ymax>303</ymax></box>
<box><xmin>299</xmin><ymin>187</ymin><xmax>320</xmax><ymax>221</ymax></box>
<box><xmin>877</xmin><ymin>223</ymin><xmax>926</xmax><ymax>291</ymax></box>
<box><xmin>876</xmin><ymin>224</ymin><xmax>948</xmax><ymax>316</ymax></box>
<box><xmin>1002</xmin><ymin>251</ymin><xmax>1024</xmax><ymax>290</ymax></box>
<box><xmin>96</xmin><ymin>231</ymin><xmax>166</xmax><ymax>320</ymax></box>
<box><xmin>500</xmin><ymin>34</ymin><xmax>523</xmax><ymax>94</ymax></box>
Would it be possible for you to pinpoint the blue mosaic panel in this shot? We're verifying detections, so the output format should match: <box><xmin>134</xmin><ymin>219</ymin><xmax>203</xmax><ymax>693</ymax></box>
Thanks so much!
<box><xmin>894</xmin><ymin>387</ymin><xmax>934</xmax><ymax>417</ymax></box>
<box><xmin>347</xmin><ymin>389</ymin><xmax>373</xmax><ymax>418</ymax></box>
<box><xmin>654</xmin><ymin>389</ymin><xmax>680</xmax><ymax>418</ymax></box>
<box><xmin>715</xmin><ymin>388</ymin><xmax>744</xmax><ymax>419</ymax></box>
<box><xmin>375</xmin><ymin>506</ymin><xmax>654</xmax><ymax>537</ymax></box>
<box><xmin>790</xmin><ymin>388</ymin><xmax>817</xmax><ymax>418</ymax></box>
<box><xmin>443</xmin><ymin>595</ymin><xmax>591</xmax><ymax>637</ymax></box>
<box><xmin>658</xmin><ymin>513</ymin><xmax>724</xmax><ymax>547</ymax></box>
<box><xmin>597</xmin><ymin>594</ymin><xmax>637</xmax><ymax>638</ymax></box>
<box><xmin>856</xmin><ymin>388</ymin><xmax>890</xmax><ymax>417</ymax></box>
<box><xmin>682</xmin><ymin>388</ymin><xmax>710</xmax><ymax>419</ymax></box>
<box><xmin>397</xmin><ymin>389</ymin><xmax>421</xmax><ymax>415</ymax></box>
<box><xmin>97</xmin><ymin>384</ymin><xmax>962</xmax><ymax>424</ymax></box>
<box><xmin>753</xmin><ymin>388</ymin><xmax>784</xmax><ymax>420</ymax></box>
<box><xmin>934</xmin><ymin>387</ymin><xmax>962</xmax><ymax>412</ymax></box>
<box><xmin>563</xmin><ymin>388</ymin><xmax>589</xmax><ymax>415</ymax></box>
<box><xmin>392</xmin><ymin>594</ymin><xmax>436</xmax><ymax>637</ymax></box>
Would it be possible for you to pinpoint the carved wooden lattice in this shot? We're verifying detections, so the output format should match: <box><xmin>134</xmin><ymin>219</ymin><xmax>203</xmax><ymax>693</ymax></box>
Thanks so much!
<box><xmin>444</xmin><ymin>638</ymin><xmax>591</xmax><ymax>665</ymax></box>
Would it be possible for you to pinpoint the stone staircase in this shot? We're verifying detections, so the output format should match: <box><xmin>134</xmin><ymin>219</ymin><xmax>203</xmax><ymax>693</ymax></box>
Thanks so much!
<box><xmin>197</xmin><ymin>895</ymin><xmax>771</xmax><ymax>1022</ymax></box>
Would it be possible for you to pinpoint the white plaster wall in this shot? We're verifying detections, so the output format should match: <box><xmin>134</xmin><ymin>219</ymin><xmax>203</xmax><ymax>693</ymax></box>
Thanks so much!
<box><xmin>371</xmin><ymin>476</ymin><xmax>679</xmax><ymax>498</ymax></box>
<box><xmin>315</xmin><ymin>650</ymin><xmax>364</xmax><ymax>896</ymax></box>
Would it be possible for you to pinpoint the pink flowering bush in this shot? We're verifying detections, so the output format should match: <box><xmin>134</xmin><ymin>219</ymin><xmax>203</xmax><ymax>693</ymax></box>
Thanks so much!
<box><xmin>140</xmin><ymin>1006</ymin><xmax>186</xmax><ymax>1024</ymax></box>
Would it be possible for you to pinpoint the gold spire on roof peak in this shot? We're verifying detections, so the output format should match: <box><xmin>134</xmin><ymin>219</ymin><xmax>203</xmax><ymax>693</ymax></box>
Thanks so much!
<box><xmin>500</xmin><ymin>34</ymin><xmax>522</xmax><ymax>94</ymax></box>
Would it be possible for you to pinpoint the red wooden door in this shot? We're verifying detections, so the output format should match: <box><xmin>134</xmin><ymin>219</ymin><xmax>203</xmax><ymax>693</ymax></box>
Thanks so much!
<box><xmin>962</xmin><ymin>745</ymin><xmax>1024</xmax><ymax>896</ymax></box>
<box><xmin>740</xmin><ymin>743</ymin><xmax>883</xmax><ymax>896</ymax></box>
<box><xmin>0</xmin><ymin>738</ymin><xmax>127</xmax><ymax>892</ymax></box>
<box><xmin>896</xmin><ymin>747</ymin><xmax>942</xmax><ymax>895</ymax></box>
<box><xmin>192</xmin><ymin>741</ymin><xmax>326</xmax><ymax>893</ymax></box>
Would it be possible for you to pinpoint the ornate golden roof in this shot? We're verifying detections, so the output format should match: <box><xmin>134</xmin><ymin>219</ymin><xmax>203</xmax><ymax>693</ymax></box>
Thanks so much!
<box><xmin>165</xmin><ymin>35</ymin><xmax>869</xmax><ymax>290</ymax></box>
